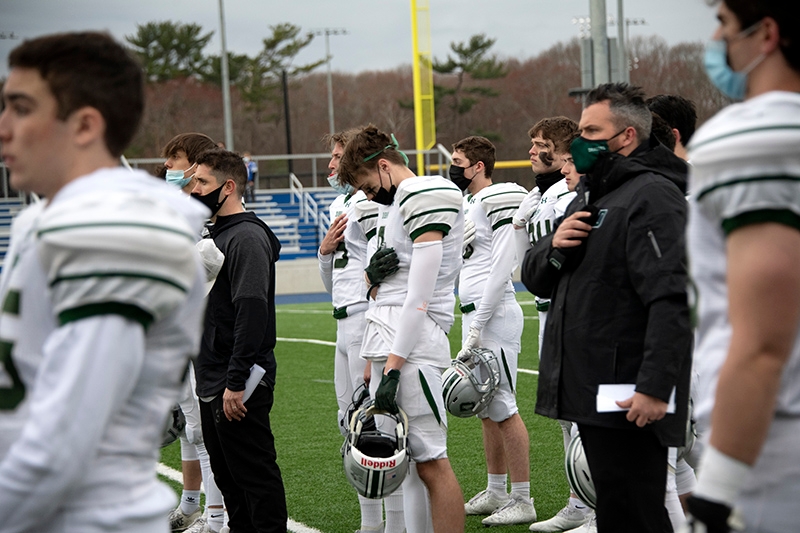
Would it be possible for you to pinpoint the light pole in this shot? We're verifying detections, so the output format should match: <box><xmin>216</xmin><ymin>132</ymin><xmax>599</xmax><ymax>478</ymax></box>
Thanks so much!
<box><xmin>218</xmin><ymin>0</ymin><xmax>234</xmax><ymax>150</ymax></box>
<box><xmin>312</xmin><ymin>28</ymin><xmax>348</xmax><ymax>135</ymax></box>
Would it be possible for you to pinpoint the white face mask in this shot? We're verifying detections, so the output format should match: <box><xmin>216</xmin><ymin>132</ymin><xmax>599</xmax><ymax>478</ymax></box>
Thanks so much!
<box><xmin>328</xmin><ymin>174</ymin><xmax>354</xmax><ymax>195</ymax></box>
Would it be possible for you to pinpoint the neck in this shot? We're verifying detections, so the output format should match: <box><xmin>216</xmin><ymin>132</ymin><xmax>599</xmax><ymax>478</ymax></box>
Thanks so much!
<box><xmin>468</xmin><ymin>175</ymin><xmax>492</xmax><ymax>195</ymax></box>
<box><xmin>211</xmin><ymin>194</ymin><xmax>244</xmax><ymax>223</ymax></box>
<box><xmin>747</xmin><ymin>54</ymin><xmax>800</xmax><ymax>99</ymax></box>
<box><xmin>390</xmin><ymin>165</ymin><xmax>417</xmax><ymax>186</ymax></box>
<box><xmin>43</xmin><ymin>150</ymin><xmax>119</xmax><ymax>200</ymax></box>
<box><xmin>674</xmin><ymin>143</ymin><xmax>689</xmax><ymax>161</ymax></box>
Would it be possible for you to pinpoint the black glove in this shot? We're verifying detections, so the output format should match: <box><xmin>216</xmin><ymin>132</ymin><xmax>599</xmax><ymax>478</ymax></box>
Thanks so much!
<box><xmin>374</xmin><ymin>369</ymin><xmax>401</xmax><ymax>414</ymax></box>
<box><xmin>365</xmin><ymin>247</ymin><xmax>400</xmax><ymax>285</ymax></box>
<box><xmin>683</xmin><ymin>495</ymin><xmax>745</xmax><ymax>533</ymax></box>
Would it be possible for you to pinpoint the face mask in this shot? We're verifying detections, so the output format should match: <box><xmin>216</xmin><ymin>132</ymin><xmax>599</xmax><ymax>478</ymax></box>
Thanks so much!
<box><xmin>328</xmin><ymin>174</ymin><xmax>354</xmax><ymax>195</ymax></box>
<box><xmin>191</xmin><ymin>182</ymin><xmax>229</xmax><ymax>216</ymax></box>
<box><xmin>704</xmin><ymin>23</ymin><xmax>766</xmax><ymax>101</ymax></box>
<box><xmin>371</xmin><ymin>168</ymin><xmax>397</xmax><ymax>206</ymax></box>
<box><xmin>165</xmin><ymin>163</ymin><xmax>196</xmax><ymax>189</ymax></box>
<box><xmin>570</xmin><ymin>129</ymin><xmax>626</xmax><ymax>174</ymax></box>
<box><xmin>448</xmin><ymin>164</ymin><xmax>475</xmax><ymax>192</ymax></box>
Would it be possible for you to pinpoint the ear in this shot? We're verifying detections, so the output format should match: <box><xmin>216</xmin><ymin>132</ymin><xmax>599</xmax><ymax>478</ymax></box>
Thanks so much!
<box><xmin>622</xmin><ymin>126</ymin><xmax>637</xmax><ymax>147</ymax></box>
<box><xmin>69</xmin><ymin>106</ymin><xmax>106</xmax><ymax>151</ymax></box>
<box><xmin>672</xmin><ymin>128</ymin><xmax>682</xmax><ymax>145</ymax></box>
<box><xmin>760</xmin><ymin>16</ymin><xmax>781</xmax><ymax>55</ymax></box>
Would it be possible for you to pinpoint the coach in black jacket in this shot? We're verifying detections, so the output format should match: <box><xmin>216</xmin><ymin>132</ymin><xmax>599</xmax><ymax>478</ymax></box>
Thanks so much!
<box><xmin>522</xmin><ymin>83</ymin><xmax>692</xmax><ymax>533</ymax></box>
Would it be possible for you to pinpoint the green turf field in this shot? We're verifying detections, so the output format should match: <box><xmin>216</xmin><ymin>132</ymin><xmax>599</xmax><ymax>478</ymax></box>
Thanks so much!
<box><xmin>160</xmin><ymin>291</ymin><xmax>571</xmax><ymax>532</ymax></box>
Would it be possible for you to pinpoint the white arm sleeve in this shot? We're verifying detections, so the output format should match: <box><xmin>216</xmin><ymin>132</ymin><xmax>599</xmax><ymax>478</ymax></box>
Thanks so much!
<box><xmin>318</xmin><ymin>250</ymin><xmax>333</xmax><ymax>294</ymax></box>
<box><xmin>513</xmin><ymin>225</ymin><xmax>532</xmax><ymax>274</ymax></box>
<box><xmin>471</xmin><ymin>223</ymin><xmax>517</xmax><ymax>330</ymax></box>
<box><xmin>390</xmin><ymin>241</ymin><xmax>443</xmax><ymax>358</ymax></box>
<box><xmin>0</xmin><ymin>315</ymin><xmax>146</xmax><ymax>532</ymax></box>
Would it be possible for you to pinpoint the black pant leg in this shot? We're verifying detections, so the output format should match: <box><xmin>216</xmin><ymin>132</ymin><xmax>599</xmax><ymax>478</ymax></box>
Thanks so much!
<box><xmin>578</xmin><ymin>424</ymin><xmax>673</xmax><ymax>533</ymax></box>
<box><xmin>201</xmin><ymin>397</ymin><xmax>256</xmax><ymax>533</ymax></box>
<box><xmin>213</xmin><ymin>384</ymin><xmax>288</xmax><ymax>533</ymax></box>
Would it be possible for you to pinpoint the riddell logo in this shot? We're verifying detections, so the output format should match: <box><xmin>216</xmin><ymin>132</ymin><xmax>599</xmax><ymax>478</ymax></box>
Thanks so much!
<box><xmin>361</xmin><ymin>457</ymin><xmax>396</xmax><ymax>469</ymax></box>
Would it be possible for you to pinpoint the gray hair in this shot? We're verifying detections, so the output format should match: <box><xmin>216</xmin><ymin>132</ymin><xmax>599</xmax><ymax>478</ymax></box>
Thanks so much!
<box><xmin>586</xmin><ymin>83</ymin><xmax>652</xmax><ymax>143</ymax></box>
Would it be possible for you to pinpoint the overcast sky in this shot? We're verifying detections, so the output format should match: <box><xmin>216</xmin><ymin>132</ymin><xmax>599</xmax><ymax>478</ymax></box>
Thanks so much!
<box><xmin>1</xmin><ymin>0</ymin><xmax>719</xmax><ymax>78</ymax></box>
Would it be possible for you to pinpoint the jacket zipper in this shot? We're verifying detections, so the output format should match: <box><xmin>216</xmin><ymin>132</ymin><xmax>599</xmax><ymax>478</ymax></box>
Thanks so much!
<box><xmin>647</xmin><ymin>229</ymin><xmax>662</xmax><ymax>258</ymax></box>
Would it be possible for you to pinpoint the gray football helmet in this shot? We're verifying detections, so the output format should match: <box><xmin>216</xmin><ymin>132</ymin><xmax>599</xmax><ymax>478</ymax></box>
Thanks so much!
<box><xmin>342</xmin><ymin>401</ymin><xmax>409</xmax><ymax>499</ymax></box>
<box><xmin>441</xmin><ymin>347</ymin><xmax>501</xmax><ymax>418</ymax></box>
<box><xmin>565</xmin><ymin>434</ymin><xmax>596</xmax><ymax>509</ymax></box>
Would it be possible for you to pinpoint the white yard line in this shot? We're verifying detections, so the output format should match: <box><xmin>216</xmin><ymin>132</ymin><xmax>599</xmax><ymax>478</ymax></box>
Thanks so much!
<box><xmin>157</xmin><ymin>463</ymin><xmax>323</xmax><ymax>533</ymax></box>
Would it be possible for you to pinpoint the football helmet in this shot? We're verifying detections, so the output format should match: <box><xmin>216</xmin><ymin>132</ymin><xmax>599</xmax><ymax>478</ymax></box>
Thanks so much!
<box><xmin>161</xmin><ymin>404</ymin><xmax>186</xmax><ymax>448</ymax></box>
<box><xmin>565</xmin><ymin>434</ymin><xmax>596</xmax><ymax>509</ymax></box>
<box><xmin>441</xmin><ymin>347</ymin><xmax>501</xmax><ymax>417</ymax></box>
<box><xmin>342</xmin><ymin>401</ymin><xmax>409</xmax><ymax>499</ymax></box>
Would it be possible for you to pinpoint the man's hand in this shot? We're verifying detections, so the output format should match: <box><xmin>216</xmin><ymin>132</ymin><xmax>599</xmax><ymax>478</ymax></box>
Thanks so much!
<box><xmin>456</xmin><ymin>326</ymin><xmax>481</xmax><ymax>361</ymax></box>
<box><xmin>679</xmin><ymin>495</ymin><xmax>745</xmax><ymax>533</ymax></box>
<box><xmin>320</xmin><ymin>213</ymin><xmax>347</xmax><ymax>255</ymax></box>
<box><xmin>616</xmin><ymin>391</ymin><xmax>668</xmax><ymax>428</ymax></box>
<box><xmin>363</xmin><ymin>362</ymin><xmax>372</xmax><ymax>387</ymax></box>
<box><xmin>365</xmin><ymin>247</ymin><xmax>400</xmax><ymax>285</ymax></box>
<box><xmin>512</xmin><ymin>189</ymin><xmax>542</xmax><ymax>228</ymax></box>
<box><xmin>374</xmin><ymin>369</ymin><xmax>401</xmax><ymax>414</ymax></box>
<box><xmin>462</xmin><ymin>218</ymin><xmax>476</xmax><ymax>253</ymax></box>
<box><xmin>223</xmin><ymin>388</ymin><xmax>247</xmax><ymax>422</ymax></box>
<box><xmin>552</xmin><ymin>211</ymin><xmax>593</xmax><ymax>249</ymax></box>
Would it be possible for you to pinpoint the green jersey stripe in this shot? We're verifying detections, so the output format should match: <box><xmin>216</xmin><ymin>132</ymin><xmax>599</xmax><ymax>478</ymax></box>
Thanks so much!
<box><xmin>38</xmin><ymin>222</ymin><xmax>196</xmax><ymax>243</ymax></box>
<box><xmin>695</xmin><ymin>174</ymin><xmax>800</xmax><ymax>201</ymax></box>
<box><xmin>492</xmin><ymin>218</ymin><xmax>513</xmax><ymax>231</ymax></box>
<box><xmin>409</xmin><ymin>223</ymin><xmax>451</xmax><ymax>241</ymax></box>
<box><xmin>58</xmin><ymin>302</ymin><xmax>154</xmax><ymax>329</ymax></box>
<box><xmin>398</xmin><ymin>186</ymin><xmax>459</xmax><ymax>207</ymax></box>
<box><xmin>50</xmin><ymin>271</ymin><xmax>189</xmax><ymax>293</ymax></box>
<box><xmin>403</xmin><ymin>208</ymin><xmax>459</xmax><ymax>225</ymax></box>
<box><xmin>722</xmin><ymin>209</ymin><xmax>800</xmax><ymax>235</ymax></box>
<box><xmin>486</xmin><ymin>206</ymin><xmax>518</xmax><ymax>218</ymax></box>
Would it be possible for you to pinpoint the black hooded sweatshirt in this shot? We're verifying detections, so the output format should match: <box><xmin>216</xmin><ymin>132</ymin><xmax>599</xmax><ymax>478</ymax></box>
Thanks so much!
<box><xmin>196</xmin><ymin>211</ymin><xmax>282</xmax><ymax>397</ymax></box>
<box><xmin>521</xmin><ymin>138</ymin><xmax>693</xmax><ymax>446</ymax></box>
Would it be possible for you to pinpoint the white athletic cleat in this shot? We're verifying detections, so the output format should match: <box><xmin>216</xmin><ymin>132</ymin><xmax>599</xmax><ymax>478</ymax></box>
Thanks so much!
<box><xmin>481</xmin><ymin>494</ymin><xmax>537</xmax><ymax>526</ymax></box>
<box><xmin>355</xmin><ymin>522</ymin><xmax>385</xmax><ymax>533</ymax></box>
<box><xmin>169</xmin><ymin>507</ymin><xmax>203</xmax><ymax>532</ymax></box>
<box><xmin>529</xmin><ymin>505</ymin><xmax>592</xmax><ymax>532</ymax></box>
<box><xmin>465</xmin><ymin>489</ymin><xmax>511</xmax><ymax>516</ymax></box>
<box><xmin>184</xmin><ymin>517</ymin><xmax>211</xmax><ymax>533</ymax></box>
<box><xmin>562</xmin><ymin>513</ymin><xmax>596</xmax><ymax>533</ymax></box>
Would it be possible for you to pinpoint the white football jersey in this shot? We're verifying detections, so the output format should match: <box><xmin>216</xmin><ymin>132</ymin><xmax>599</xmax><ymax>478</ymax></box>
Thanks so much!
<box><xmin>528</xmin><ymin>178</ymin><xmax>575</xmax><ymax>243</ymax></box>
<box><xmin>459</xmin><ymin>182</ymin><xmax>527</xmax><ymax>319</ymax></box>
<box><xmin>688</xmin><ymin>91</ymin><xmax>800</xmax><ymax>432</ymax></box>
<box><xmin>368</xmin><ymin>176</ymin><xmax>463</xmax><ymax>333</ymax></box>
<box><xmin>325</xmin><ymin>191</ymin><xmax>379</xmax><ymax>310</ymax></box>
<box><xmin>0</xmin><ymin>168</ymin><xmax>207</xmax><ymax>530</ymax></box>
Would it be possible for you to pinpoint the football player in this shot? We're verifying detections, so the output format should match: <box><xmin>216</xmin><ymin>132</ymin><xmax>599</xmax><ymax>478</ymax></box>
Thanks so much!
<box><xmin>448</xmin><ymin>136</ymin><xmax>534</xmax><ymax>526</ymax></box>
<box><xmin>682</xmin><ymin>1</ymin><xmax>800</xmax><ymax>532</ymax></box>
<box><xmin>337</xmin><ymin>124</ymin><xmax>465</xmax><ymax>533</ymax></box>
<box><xmin>318</xmin><ymin>129</ymin><xmax>405</xmax><ymax>533</ymax></box>
<box><xmin>0</xmin><ymin>32</ymin><xmax>208</xmax><ymax>532</ymax></box>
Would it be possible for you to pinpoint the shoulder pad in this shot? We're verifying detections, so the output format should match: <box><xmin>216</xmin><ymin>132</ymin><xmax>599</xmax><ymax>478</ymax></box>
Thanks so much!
<box><xmin>37</xmin><ymin>190</ymin><xmax>201</xmax><ymax>327</ymax></box>
<box><xmin>397</xmin><ymin>177</ymin><xmax>462</xmax><ymax>241</ymax></box>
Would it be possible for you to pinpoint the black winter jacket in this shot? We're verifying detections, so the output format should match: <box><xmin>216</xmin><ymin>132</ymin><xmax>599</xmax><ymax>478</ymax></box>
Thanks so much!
<box><xmin>521</xmin><ymin>139</ymin><xmax>693</xmax><ymax>446</ymax></box>
<box><xmin>196</xmin><ymin>211</ymin><xmax>282</xmax><ymax>397</ymax></box>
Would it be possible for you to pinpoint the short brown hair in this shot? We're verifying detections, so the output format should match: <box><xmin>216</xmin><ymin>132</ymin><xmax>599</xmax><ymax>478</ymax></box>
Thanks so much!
<box><xmin>528</xmin><ymin>116</ymin><xmax>580</xmax><ymax>155</ymax></box>
<box><xmin>338</xmin><ymin>125</ymin><xmax>408</xmax><ymax>186</ymax></box>
<box><xmin>452</xmin><ymin>136</ymin><xmax>496</xmax><ymax>178</ymax></box>
<box><xmin>321</xmin><ymin>128</ymin><xmax>360</xmax><ymax>151</ymax></box>
<box><xmin>195</xmin><ymin>149</ymin><xmax>247</xmax><ymax>198</ymax></box>
<box><xmin>9</xmin><ymin>32</ymin><xmax>144</xmax><ymax>157</ymax></box>
<box><xmin>162</xmin><ymin>133</ymin><xmax>218</xmax><ymax>164</ymax></box>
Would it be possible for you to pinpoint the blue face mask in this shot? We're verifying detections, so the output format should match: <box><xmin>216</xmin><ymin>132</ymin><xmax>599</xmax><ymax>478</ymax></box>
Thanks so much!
<box><xmin>165</xmin><ymin>163</ymin><xmax>195</xmax><ymax>189</ymax></box>
<box><xmin>704</xmin><ymin>22</ymin><xmax>766</xmax><ymax>101</ymax></box>
<box><xmin>327</xmin><ymin>174</ymin><xmax>354</xmax><ymax>195</ymax></box>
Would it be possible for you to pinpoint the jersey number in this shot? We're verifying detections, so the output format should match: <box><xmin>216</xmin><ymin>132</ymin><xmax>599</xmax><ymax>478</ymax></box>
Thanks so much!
<box><xmin>0</xmin><ymin>341</ymin><xmax>24</xmax><ymax>410</ymax></box>
<box><xmin>334</xmin><ymin>241</ymin><xmax>349</xmax><ymax>269</ymax></box>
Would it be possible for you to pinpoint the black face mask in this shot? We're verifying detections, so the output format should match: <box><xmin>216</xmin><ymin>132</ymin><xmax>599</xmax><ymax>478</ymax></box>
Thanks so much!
<box><xmin>372</xmin><ymin>168</ymin><xmax>397</xmax><ymax>206</ymax></box>
<box><xmin>191</xmin><ymin>183</ymin><xmax>229</xmax><ymax>216</ymax></box>
<box><xmin>448</xmin><ymin>164</ymin><xmax>473</xmax><ymax>192</ymax></box>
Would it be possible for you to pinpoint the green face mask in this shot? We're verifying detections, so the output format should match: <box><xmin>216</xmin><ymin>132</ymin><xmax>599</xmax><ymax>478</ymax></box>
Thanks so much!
<box><xmin>570</xmin><ymin>129</ymin><xmax>626</xmax><ymax>174</ymax></box>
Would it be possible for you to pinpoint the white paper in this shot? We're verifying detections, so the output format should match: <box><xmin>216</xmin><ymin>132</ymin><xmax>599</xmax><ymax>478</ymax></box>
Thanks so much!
<box><xmin>242</xmin><ymin>364</ymin><xmax>266</xmax><ymax>404</ymax></box>
<box><xmin>596</xmin><ymin>384</ymin><xmax>675</xmax><ymax>413</ymax></box>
